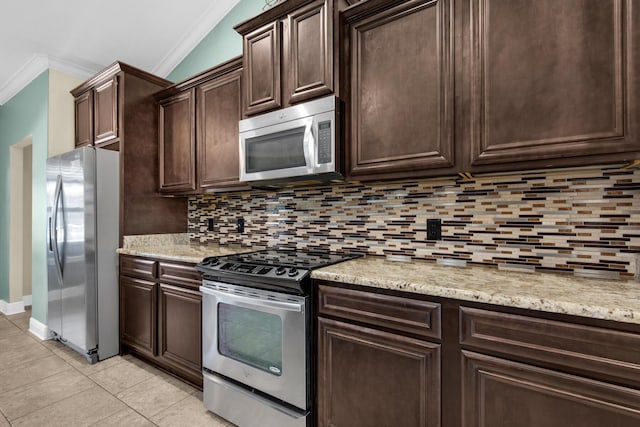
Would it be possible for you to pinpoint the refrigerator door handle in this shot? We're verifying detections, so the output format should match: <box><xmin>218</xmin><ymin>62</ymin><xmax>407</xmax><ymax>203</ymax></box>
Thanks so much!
<box><xmin>48</xmin><ymin>217</ymin><xmax>53</xmax><ymax>252</ymax></box>
<box><xmin>52</xmin><ymin>175</ymin><xmax>64</xmax><ymax>280</ymax></box>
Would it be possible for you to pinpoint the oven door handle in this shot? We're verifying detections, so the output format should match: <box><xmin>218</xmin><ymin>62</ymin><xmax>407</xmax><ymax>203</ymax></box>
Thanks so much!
<box><xmin>200</xmin><ymin>285</ymin><xmax>304</xmax><ymax>313</ymax></box>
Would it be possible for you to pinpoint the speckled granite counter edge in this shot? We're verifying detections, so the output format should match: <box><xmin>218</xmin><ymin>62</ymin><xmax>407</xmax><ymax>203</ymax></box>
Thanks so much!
<box><xmin>116</xmin><ymin>247</ymin><xmax>206</xmax><ymax>264</ymax></box>
<box><xmin>311</xmin><ymin>259</ymin><xmax>640</xmax><ymax>325</ymax></box>
<box><xmin>122</xmin><ymin>233</ymin><xmax>189</xmax><ymax>248</ymax></box>
<box><xmin>117</xmin><ymin>234</ymin><xmax>250</xmax><ymax>264</ymax></box>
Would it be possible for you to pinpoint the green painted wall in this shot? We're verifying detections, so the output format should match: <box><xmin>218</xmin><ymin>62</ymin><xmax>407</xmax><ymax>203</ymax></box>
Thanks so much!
<box><xmin>168</xmin><ymin>0</ymin><xmax>264</xmax><ymax>82</ymax></box>
<box><xmin>0</xmin><ymin>71</ymin><xmax>49</xmax><ymax>322</ymax></box>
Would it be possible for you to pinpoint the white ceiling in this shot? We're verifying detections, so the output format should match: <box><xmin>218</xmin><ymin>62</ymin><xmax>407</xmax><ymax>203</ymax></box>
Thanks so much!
<box><xmin>0</xmin><ymin>0</ymin><xmax>241</xmax><ymax>105</ymax></box>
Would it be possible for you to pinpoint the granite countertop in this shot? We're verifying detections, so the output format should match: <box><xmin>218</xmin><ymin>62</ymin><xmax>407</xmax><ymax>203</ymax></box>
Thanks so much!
<box><xmin>116</xmin><ymin>244</ymin><xmax>249</xmax><ymax>264</ymax></box>
<box><xmin>116</xmin><ymin>233</ymin><xmax>250</xmax><ymax>264</ymax></box>
<box><xmin>311</xmin><ymin>256</ymin><xmax>640</xmax><ymax>325</ymax></box>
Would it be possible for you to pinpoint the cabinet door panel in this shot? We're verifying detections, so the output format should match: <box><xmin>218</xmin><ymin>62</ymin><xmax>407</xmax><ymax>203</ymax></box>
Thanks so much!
<box><xmin>318</xmin><ymin>317</ymin><xmax>440</xmax><ymax>427</ymax></box>
<box><xmin>159</xmin><ymin>90</ymin><xmax>196</xmax><ymax>193</ymax></box>
<box><xmin>158</xmin><ymin>284</ymin><xmax>202</xmax><ymax>381</ymax></box>
<box><xmin>197</xmin><ymin>71</ymin><xmax>243</xmax><ymax>190</ymax></box>
<box><xmin>347</xmin><ymin>0</ymin><xmax>455</xmax><ymax>179</ymax></box>
<box><xmin>75</xmin><ymin>91</ymin><xmax>93</xmax><ymax>147</ymax></box>
<box><xmin>120</xmin><ymin>276</ymin><xmax>156</xmax><ymax>357</ymax></box>
<box><xmin>462</xmin><ymin>351</ymin><xmax>640</xmax><ymax>427</ymax></box>
<box><xmin>470</xmin><ymin>0</ymin><xmax>639</xmax><ymax>166</ymax></box>
<box><xmin>93</xmin><ymin>77</ymin><xmax>119</xmax><ymax>145</ymax></box>
<box><xmin>244</xmin><ymin>22</ymin><xmax>281</xmax><ymax>115</ymax></box>
<box><xmin>288</xmin><ymin>0</ymin><xmax>332</xmax><ymax>104</ymax></box>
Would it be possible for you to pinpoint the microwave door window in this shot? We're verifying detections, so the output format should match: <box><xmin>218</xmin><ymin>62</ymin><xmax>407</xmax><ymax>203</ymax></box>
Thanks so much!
<box><xmin>218</xmin><ymin>303</ymin><xmax>283</xmax><ymax>376</ymax></box>
<box><xmin>246</xmin><ymin>126</ymin><xmax>307</xmax><ymax>173</ymax></box>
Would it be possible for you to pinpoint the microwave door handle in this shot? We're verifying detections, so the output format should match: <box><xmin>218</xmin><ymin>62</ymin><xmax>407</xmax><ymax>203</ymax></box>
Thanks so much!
<box><xmin>200</xmin><ymin>285</ymin><xmax>304</xmax><ymax>313</ymax></box>
<box><xmin>303</xmin><ymin>117</ymin><xmax>316</xmax><ymax>168</ymax></box>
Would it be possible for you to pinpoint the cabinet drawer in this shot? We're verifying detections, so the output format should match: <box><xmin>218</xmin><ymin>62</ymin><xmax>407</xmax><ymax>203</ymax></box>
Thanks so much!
<box><xmin>158</xmin><ymin>261</ymin><xmax>201</xmax><ymax>290</ymax></box>
<box><xmin>120</xmin><ymin>256</ymin><xmax>156</xmax><ymax>280</ymax></box>
<box><xmin>318</xmin><ymin>284</ymin><xmax>441</xmax><ymax>340</ymax></box>
<box><xmin>460</xmin><ymin>307</ymin><xmax>640</xmax><ymax>388</ymax></box>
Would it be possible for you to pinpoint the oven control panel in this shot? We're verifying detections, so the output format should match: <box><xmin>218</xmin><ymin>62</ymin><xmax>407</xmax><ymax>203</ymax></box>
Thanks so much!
<box><xmin>198</xmin><ymin>257</ymin><xmax>308</xmax><ymax>281</ymax></box>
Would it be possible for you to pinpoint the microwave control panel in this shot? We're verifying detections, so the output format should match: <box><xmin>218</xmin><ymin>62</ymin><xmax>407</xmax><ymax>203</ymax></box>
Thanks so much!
<box><xmin>318</xmin><ymin>121</ymin><xmax>332</xmax><ymax>164</ymax></box>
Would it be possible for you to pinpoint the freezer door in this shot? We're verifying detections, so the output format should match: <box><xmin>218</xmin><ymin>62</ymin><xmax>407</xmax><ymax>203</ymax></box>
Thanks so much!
<box><xmin>59</xmin><ymin>147</ymin><xmax>98</xmax><ymax>352</ymax></box>
<box><xmin>46</xmin><ymin>156</ymin><xmax>62</xmax><ymax>336</ymax></box>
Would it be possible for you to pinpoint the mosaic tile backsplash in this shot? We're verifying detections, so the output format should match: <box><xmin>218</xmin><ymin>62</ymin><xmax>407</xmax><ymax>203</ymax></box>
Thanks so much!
<box><xmin>188</xmin><ymin>166</ymin><xmax>640</xmax><ymax>280</ymax></box>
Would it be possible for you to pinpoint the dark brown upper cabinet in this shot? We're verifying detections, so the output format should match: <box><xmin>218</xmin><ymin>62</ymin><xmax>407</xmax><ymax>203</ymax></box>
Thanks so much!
<box><xmin>197</xmin><ymin>70</ymin><xmax>243</xmax><ymax>190</ymax></box>
<box><xmin>93</xmin><ymin>77</ymin><xmax>119</xmax><ymax>146</ymax></box>
<box><xmin>243</xmin><ymin>21</ymin><xmax>281</xmax><ymax>115</ymax></box>
<box><xmin>155</xmin><ymin>57</ymin><xmax>246</xmax><ymax>195</ymax></box>
<box><xmin>339</xmin><ymin>0</ymin><xmax>639</xmax><ymax>182</ymax></box>
<box><xmin>288</xmin><ymin>0</ymin><xmax>333</xmax><ymax>104</ymax></box>
<box><xmin>342</xmin><ymin>0</ymin><xmax>457</xmax><ymax>181</ymax></box>
<box><xmin>158</xmin><ymin>90</ymin><xmax>197</xmax><ymax>193</ymax></box>
<box><xmin>73</xmin><ymin>74</ymin><xmax>119</xmax><ymax>149</ymax></box>
<box><xmin>466</xmin><ymin>0</ymin><xmax>640</xmax><ymax>172</ymax></box>
<box><xmin>71</xmin><ymin>62</ymin><xmax>187</xmax><ymax>240</ymax></box>
<box><xmin>236</xmin><ymin>0</ymin><xmax>344</xmax><ymax>117</ymax></box>
<box><xmin>74</xmin><ymin>91</ymin><xmax>93</xmax><ymax>148</ymax></box>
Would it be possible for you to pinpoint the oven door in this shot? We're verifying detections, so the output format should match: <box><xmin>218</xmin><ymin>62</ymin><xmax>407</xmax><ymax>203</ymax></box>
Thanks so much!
<box><xmin>201</xmin><ymin>281</ymin><xmax>309</xmax><ymax>411</ymax></box>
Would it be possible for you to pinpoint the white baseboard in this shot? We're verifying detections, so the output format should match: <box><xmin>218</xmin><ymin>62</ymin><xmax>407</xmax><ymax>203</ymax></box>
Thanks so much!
<box><xmin>23</xmin><ymin>294</ymin><xmax>32</xmax><ymax>306</ymax></box>
<box><xmin>0</xmin><ymin>299</ymin><xmax>25</xmax><ymax>315</ymax></box>
<box><xmin>29</xmin><ymin>317</ymin><xmax>53</xmax><ymax>341</ymax></box>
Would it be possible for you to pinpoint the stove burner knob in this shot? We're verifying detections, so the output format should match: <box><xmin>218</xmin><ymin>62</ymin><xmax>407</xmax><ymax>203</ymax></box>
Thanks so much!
<box><xmin>287</xmin><ymin>268</ymin><xmax>298</xmax><ymax>277</ymax></box>
<box><xmin>275</xmin><ymin>266</ymin><xmax>287</xmax><ymax>276</ymax></box>
<box><xmin>202</xmin><ymin>257</ymin><xmax>219</xmax><ymax>266</ymax></box>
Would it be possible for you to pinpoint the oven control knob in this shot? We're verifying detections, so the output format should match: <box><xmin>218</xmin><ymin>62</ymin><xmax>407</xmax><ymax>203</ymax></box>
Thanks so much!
<box><xmin>287</xmin><ymin>268</ymin><xmax>298</xmax><ymax>277</ymax></box>
<box><xmin>275</xmin><ymin>266</ymin><xmax>287</xmax><ymax>276</ymax></box>
<box><xmin>203</xmin><ymin>257</ymin><xmax>219</xmax><ymax>266</ymax></box>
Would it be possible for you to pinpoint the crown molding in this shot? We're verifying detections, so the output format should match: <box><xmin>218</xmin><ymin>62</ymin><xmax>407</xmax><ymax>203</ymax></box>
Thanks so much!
<box><xmin>0</xmin><ymin>54</ymin><xmax>48</xmax><ymax>105</ymax></box>
<box><xmin>152</xmin><ymin>0</ymin><xmax>241</xmax><ymax>79</ymax></box>
<box><xmin>0</xmin><ymin>54</ymin><xmax>101</xmax><ymax>106</ymax></box>
<box><xmin>48</xmin><ymin>55</ymin><xmax>101</xmax><ymax>80</ymax></box>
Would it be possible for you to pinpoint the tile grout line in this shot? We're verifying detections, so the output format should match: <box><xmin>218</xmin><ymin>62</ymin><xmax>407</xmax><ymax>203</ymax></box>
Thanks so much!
<box><xmin>46</xmin><ymin>349</ymin><xmax>161</xmax><ymax>427</ymax></box>
<box><xmin>3</xmin><ymin>314</ymin><xmax>204</xmax><ymax>426</ymax></box>
<box><xmin>0</xmin><ymin>407</ymin><xmax>10</xmax><ymax>427</ymax></box>
<box><xmin>0</xmin><ymin>322</ymin><xmax>152</xmax><ymax>426</ymax></box>
<box><xmin>7</xmin><ymin>387</ymin><xmax>89</xmax><ymax>426</ymax></box>
<box><xmin>4</xmin><ymin>325</ymin><xmax>94</xmax><ymax>423</ymax></box>
<box><xmin>83</xmin><ymin>372</ymin><xmax>161</xmax><ymax>427</ymax></box>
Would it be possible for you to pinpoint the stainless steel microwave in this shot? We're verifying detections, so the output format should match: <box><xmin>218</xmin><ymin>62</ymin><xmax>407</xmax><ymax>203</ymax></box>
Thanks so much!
<box><xmin>239</xmin><ymin>96</ymin><xmax>341</xmax><ymax>185</ymax></box>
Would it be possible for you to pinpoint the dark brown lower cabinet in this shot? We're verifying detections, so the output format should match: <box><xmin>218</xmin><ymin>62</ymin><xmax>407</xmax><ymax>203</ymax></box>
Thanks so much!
<box><xmin>316</xmin><ymin>282</ymin><xmax>442</xmax><ymax>427</ymax></box>
<box><xmin>158</xmin><ymin>284</ymin><xmax>202</xmax><ymax>386</ymax></box>
<box><xmin>462</xmin><ymin>351</ymin><xmax>640</xmax><ymax>427</ymax></box>
<box><xmin>119</xmin><ymin>255</ymin><xmax>202</xmax><ymax>388</ymax></box>
<box><xmin>318</xmin><ymin>317</ymin><xmax>441</xmax><ymax>427</ymax></box>
<box><xmin>120</xmin><ymin>276</ymin><xmax>156</xmax><ymax>358</ymax></box>
<box><xmin>315</xmin><ymin>279</ymin><xmax>640</xmax><ymax>427</ymax></box>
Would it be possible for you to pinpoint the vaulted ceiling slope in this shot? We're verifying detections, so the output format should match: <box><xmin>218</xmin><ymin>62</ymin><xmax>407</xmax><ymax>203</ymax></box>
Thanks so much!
<box><xmin>0</xmin><ymin>0</ymin><xmax>241</xmax><ymax>105</ymax></box>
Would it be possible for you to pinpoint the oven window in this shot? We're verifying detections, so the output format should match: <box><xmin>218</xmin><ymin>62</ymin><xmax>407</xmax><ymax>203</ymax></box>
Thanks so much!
<box><xmin>245</xmin><ymin>126</ymin><xmax>307</xmax><ymax>173</ymax></box>
<box><xmin>218</xmin><ymin>303</ymin><xmax>283</xmax><ymax>376</ymax></box>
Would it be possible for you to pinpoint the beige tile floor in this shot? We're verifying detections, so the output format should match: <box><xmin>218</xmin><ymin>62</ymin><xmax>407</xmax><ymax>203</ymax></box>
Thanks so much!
<box><xmin>0</xmin><ymin>309</ymin><xmax>236</xmax><ymax>426</ymax></box>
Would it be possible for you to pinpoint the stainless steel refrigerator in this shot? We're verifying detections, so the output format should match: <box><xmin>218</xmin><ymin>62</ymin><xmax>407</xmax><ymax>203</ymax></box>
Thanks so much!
<box><xmin>46</xmin><ymin>146</ymin><xmax>119</xmax><ymax>363</ymax></box>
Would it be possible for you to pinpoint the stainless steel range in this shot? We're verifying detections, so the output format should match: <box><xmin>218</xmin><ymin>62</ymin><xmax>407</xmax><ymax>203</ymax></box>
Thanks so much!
<box><xmin>197</xmin><ymin>249</ymin><xmax>360</xmax><ymax>427</ymax></box>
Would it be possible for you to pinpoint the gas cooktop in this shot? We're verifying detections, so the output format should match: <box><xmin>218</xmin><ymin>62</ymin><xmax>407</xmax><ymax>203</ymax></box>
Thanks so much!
<box><xmin>196</xmin><ymin>249</ymin><xmax>361</xmax><ymax>294</ymax></box>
